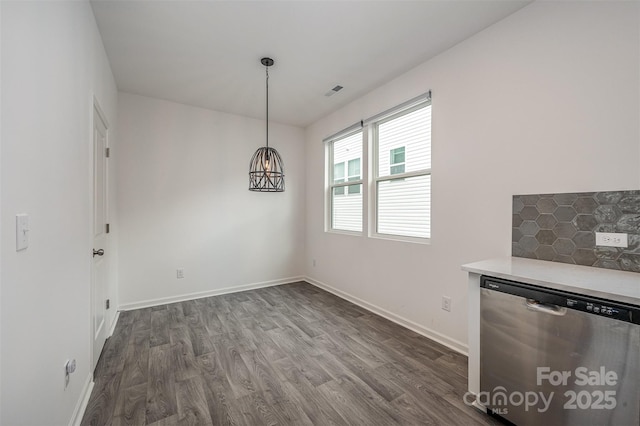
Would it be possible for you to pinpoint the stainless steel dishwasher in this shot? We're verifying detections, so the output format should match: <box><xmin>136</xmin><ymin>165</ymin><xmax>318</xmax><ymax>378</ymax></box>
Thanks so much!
<box><xmin>480</xmin><ymin>276</ymin><xmax>640</xmax><ymax>426</ymax></box>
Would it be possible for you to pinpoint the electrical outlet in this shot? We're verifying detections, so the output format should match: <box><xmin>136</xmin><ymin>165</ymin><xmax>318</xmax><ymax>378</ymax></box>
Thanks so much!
<box><xmin>442</xmin><ymin>296</ymin><xmax>452</xmax><ymax>312</ymax></box>
<box><xmin>595</xmin><ymin>232</ymin><xmax>628</xmax><ymax>248</ymax></box>
<box><xmin>312</xmin><ymin>259</ymin><xmax>316</xmax><ymax>267</ymax></box>
<box><xmin>177</xmin><ymin>268</ymin><xmax>184</xmax><ymax>279</ymax></box>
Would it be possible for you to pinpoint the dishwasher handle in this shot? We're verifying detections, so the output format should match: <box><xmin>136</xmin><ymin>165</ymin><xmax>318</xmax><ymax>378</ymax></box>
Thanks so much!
<box><xmin>525</xmin><ymin>299</ymin><xmax>568</xmax><ymax>316</ymax></box>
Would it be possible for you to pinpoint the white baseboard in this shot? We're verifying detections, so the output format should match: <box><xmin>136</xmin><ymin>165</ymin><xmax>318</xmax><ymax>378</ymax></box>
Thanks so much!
<box><xmin>108</xmin><ymin>310</ymin><xmax>120</xmax><ymax>337</ymax></box>
<box><xmin>69</xmin><ymin>374</ymin><xmax>94</xmax><ymax>426</ymax></box>
<box><xmin>118</xmin><ymin>276</ymin><xmax>305</xmax><ymax>311</ymax></box>
<box><xmin>472</xmin><ymin>399</ymin><xmax>487</xmax><ymax>413</ymax></box>
<box><xmin>304</xmin><ymin>276</ymin><xmax>468</xmax><ymax>356</ymax></box>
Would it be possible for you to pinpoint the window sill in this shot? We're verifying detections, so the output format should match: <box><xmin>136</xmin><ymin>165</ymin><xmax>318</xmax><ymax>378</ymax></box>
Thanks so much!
<box><xmin>326</xmin><ymin>229</ymin><xmax>363</xmax><ymax>237</ymax></box>
<box><xmin>370</xmin><ymin>232</ymin><xmax>431</xmax><ymax>245</ymax></box>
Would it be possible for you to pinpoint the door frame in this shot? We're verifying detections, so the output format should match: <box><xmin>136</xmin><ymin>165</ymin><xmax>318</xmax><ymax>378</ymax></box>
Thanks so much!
<box><xmin>90</xmin><ymin>96</ymin><xmax>111</xmax><ymax>373</ymax></box>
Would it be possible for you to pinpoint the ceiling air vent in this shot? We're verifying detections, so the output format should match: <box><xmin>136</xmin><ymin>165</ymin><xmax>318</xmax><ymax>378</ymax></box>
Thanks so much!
<box><xmin>325</xmin><ymin>85</ymin><xmax>344</xmax><ymax>97</ymax></box>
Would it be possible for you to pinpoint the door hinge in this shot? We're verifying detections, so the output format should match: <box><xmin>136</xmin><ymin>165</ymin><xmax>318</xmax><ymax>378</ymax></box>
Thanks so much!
<box><xmin>105</xmin><ymin>147</ymin><xmax>110</xmax><ymax>158</ymax></box>
<box><xmin>105</xmin><ymin>299</ymin><xmax>110</xmax><ymax>310</ymax></box>
<box><xmin>106</xmin><ymin>223</ymin><xmax>110</xmax><ymax>234</ymax></box>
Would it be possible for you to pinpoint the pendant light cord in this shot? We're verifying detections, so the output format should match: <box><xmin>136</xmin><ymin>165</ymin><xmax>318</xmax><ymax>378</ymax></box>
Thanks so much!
<box><xmin>265</xmin><ymin>65</ymin><xmax>269</xmax><ymax>149</ymax></box>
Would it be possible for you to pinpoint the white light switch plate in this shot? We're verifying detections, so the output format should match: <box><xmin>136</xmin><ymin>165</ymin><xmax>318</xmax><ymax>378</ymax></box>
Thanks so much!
<box><xmin>16</xmin><ymin>214</ymin><xmax>29</xmax><ymax>251</ymax></box>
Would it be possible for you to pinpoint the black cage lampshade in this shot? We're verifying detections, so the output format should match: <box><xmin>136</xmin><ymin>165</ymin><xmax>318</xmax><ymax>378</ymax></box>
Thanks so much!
<box><xmin>249</xmin><ymin>57</ymin><xmax>285</xmax><ymax>192</ymax></box>
<box><xmin>249</xmin><ymin>146</ymin><xmax>284</xmax><ymax>192</ymax></box>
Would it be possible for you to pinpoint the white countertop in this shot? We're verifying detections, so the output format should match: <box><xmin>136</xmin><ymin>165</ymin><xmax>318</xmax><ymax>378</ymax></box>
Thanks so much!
<box><xmin>462</xmin><ymin>257</ymin><xmax>640</xmax><ymax>306</ymax></box>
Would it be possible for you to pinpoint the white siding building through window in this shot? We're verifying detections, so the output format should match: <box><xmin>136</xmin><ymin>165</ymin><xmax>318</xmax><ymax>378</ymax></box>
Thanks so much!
<box><xmin>326</xmin><ymin>93</ymin><xmax>431</xmax><ymax>239</ymax></box>
<box><xmin>331</xmin><ymin>132</ymin><xmax>362</xmax><ymax>232</ymax></box>
<box><xmin>376</xmin><ymin>104</ymin><xmax>431</xmax><ymax>239</ymax></box>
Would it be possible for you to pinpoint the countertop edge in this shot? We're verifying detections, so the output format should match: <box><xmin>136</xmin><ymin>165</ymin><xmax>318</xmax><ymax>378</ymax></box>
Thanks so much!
<box><xmin>462</xmin><ymin>257</ymin><xmax>640</xmax><ymax>306</ymax></box>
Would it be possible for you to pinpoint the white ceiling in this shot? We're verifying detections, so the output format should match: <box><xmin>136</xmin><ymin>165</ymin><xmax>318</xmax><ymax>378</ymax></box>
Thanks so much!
<box><xmin>91</xmin><ymin>0</ymin><xmax>531</xmax><ymax>127</ymax></box>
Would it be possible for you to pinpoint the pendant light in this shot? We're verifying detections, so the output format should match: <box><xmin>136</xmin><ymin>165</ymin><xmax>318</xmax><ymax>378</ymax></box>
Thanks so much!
<box><xmin>249</xmin><ymin>57</ymin><xmax>285</xmax><ymax>192</ymax></box>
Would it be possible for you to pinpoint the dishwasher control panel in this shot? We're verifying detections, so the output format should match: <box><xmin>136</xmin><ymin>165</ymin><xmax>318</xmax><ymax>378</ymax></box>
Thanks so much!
<box><xmin>481</xmin><ymin>276</ymin><xmax>639</xmax><ymax>325</ymax></box>
<box><xmin>566</xmin><ymin>298</ymin><xmax>624</xmax><ymax>319</ymax></box>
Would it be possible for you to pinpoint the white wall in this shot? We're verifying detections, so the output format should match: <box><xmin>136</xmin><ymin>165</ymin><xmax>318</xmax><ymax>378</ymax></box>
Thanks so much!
<box><xmin>0</xmin><ymin>1</ymin><xmax>118</xmax><ymax>425</ymax></box>
<box><xmin>305</xmin><ymin>1</ymin><xmax>640</xmax><ymax>352</ymax></box>
<box><xmin>0</xmin><ymin>0</ymin><xmax>3</xmax><ymax>419</ymax></box>
<box><xmin>116</xmin><ymin>93</ymin><xmax>305</xmax><ymax>307</ymax></box>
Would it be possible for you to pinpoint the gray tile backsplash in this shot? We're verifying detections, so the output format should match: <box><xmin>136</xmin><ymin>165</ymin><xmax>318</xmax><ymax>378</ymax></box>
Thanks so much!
<box><xmin>512</xmin><ymin>190</ymin><xmax>640</xmax><ymax>272</ymax></box>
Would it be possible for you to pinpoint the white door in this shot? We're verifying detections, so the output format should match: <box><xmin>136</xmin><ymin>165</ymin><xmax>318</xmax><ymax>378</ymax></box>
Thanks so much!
<box><xmin>91</xmin><ymin>104</ymin><xmax>109</xmax><ymax>371</ymax></box>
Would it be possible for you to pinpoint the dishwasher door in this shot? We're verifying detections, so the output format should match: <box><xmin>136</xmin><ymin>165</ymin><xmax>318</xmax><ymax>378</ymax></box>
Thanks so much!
<box><xmin>480</xmin><ymin>277</ymin><xmax>640</xmax><ymax>426</ymax></box>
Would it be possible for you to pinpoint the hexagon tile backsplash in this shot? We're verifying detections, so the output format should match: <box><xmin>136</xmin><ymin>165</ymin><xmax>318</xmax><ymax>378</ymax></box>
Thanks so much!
<box><xmin>512</xmin><ymin>190</ymin><xmax>640</xmax><ymax>273</ymax></box>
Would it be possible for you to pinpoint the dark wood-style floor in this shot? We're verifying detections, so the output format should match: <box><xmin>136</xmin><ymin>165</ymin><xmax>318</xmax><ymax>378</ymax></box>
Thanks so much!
<box><xmin>81</xmin><ymin>282</ymin><xmax>499</xmax><ymax>425</ymax></box>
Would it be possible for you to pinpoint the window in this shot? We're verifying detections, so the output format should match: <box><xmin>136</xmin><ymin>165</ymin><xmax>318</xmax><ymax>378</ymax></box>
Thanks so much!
<box><xmin>325</xmin><ymin>92</ymin><xmax>431</xmax><ymax>240</ymax></box>
<box><xmin>328</xmin><ymin>131</ymin><xmax>363</xmax><ymax>232</ymax></box>
<box><xmin>332</xmin><ymin>159</ymin><xmax>360</xmax><ymax>196</ymax></box>
<box><xmin>390</xmin><ymin>147</ymin><xmax>405</xmax><ymax>175</ymax></box>
<box><xmin>334</xmin><ymin>162</ymin><xmax>345</xmax><ymax>195</ymax></box>
<box><xmin>347</xmin><ymin>158</ymin><xmax>361</xmax><ymax>194</ymax></box>
<box><xmin>375</xmin><ymin>104</ymin><xmax>431</xmax><ymax>239</ymax></box>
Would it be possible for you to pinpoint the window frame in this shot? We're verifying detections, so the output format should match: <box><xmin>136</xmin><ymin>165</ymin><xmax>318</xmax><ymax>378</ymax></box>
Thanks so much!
<box><xmin>372</xmin><ymin>102</ymin><xmax>432</xmax><ymax>242</ymax></box>
<box><xmin>347</xmin><ymin>158</ymin><xmax>361</xmax><ymax>194</ymax></box>
<box><xmin>326</xmin><ymin>129</ymin><xmax>364</xmax><ymax>234</ymax></box>
<box><xmin>324</xmin><ymin>92</ymin><xmax>431</xmax><ymax>242</ymax></box>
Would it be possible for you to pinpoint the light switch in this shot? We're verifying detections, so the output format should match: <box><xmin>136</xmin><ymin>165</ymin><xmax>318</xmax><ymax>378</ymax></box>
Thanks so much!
<box><xmin>16</xmin><ymin>214</ymin><xmax>29</xmax><ymax>251</ymax></box>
